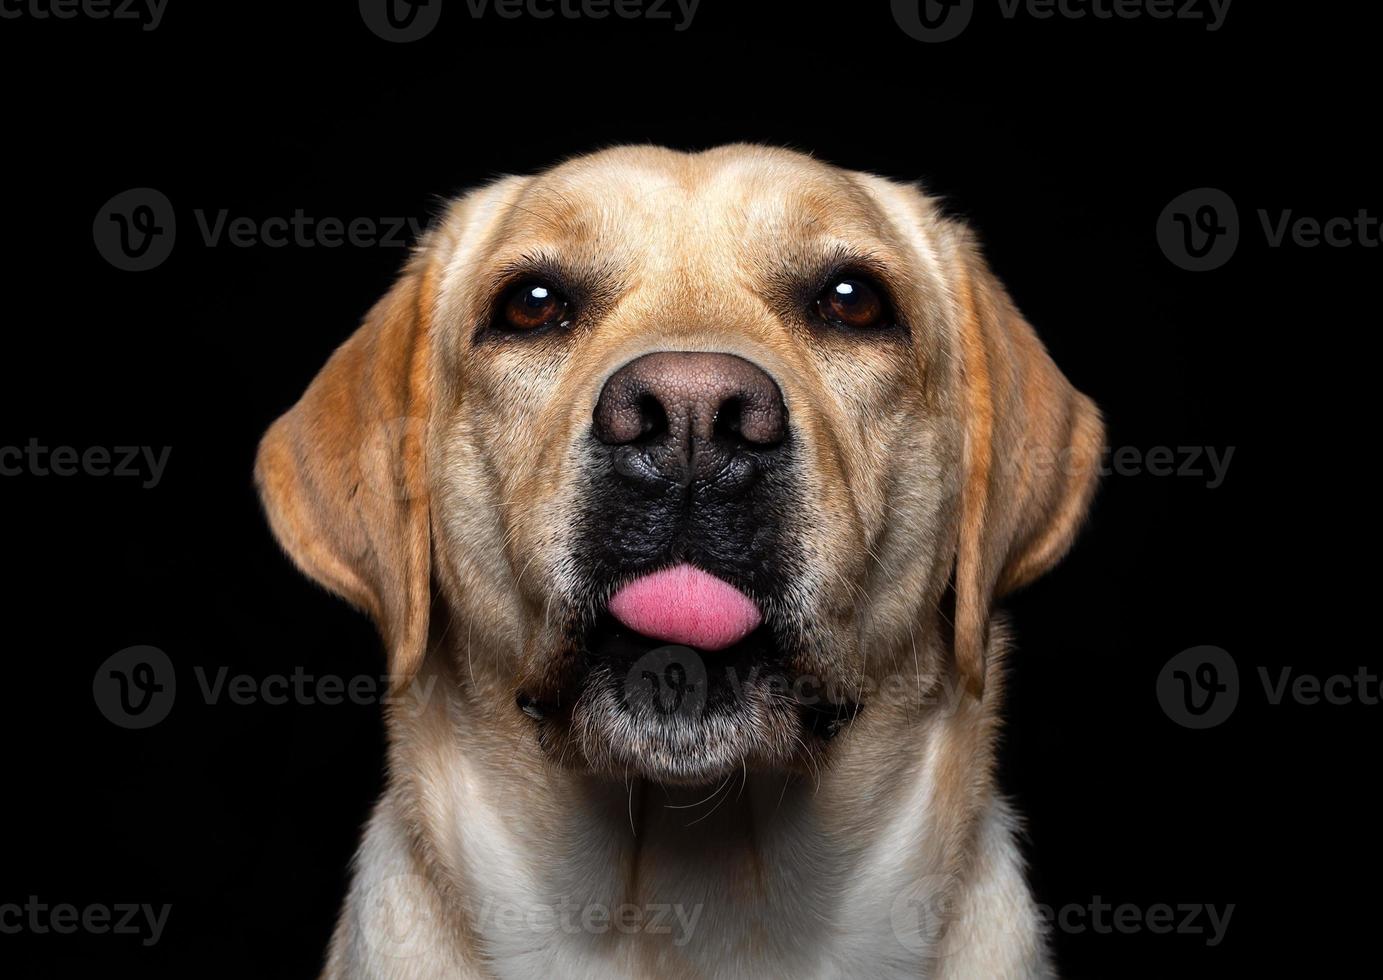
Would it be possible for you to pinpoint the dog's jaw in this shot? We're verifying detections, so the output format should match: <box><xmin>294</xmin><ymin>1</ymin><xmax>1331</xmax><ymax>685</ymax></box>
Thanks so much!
<box><xmin>514</xmin><ymin>610</ymin><xmax>857</xmax><ymax>787</ymax></box>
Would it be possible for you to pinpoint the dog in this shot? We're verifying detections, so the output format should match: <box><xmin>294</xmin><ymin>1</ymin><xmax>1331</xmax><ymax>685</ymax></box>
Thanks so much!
<box><xmin>255</xmin><ymin>144</ymin><xmax>1103</xmax><ymax>979</ymax></box>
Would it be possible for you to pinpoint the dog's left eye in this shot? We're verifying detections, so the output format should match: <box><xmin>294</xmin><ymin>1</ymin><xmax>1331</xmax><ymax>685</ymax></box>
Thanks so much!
<box><xmin>500</xmin><ymin>281</ymin><xmax>570</xmax><ymax>331</ymax></box>
<box><xmin>815</xmin><ymin>276</ymin><xmax>890</xmax><ymax>330</ymax></box>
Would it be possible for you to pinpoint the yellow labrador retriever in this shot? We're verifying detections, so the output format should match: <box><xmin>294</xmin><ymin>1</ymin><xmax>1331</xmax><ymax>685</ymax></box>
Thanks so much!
<box><xmin>256</xmin><ymin>145</ymin><xmax>1102</xmax><ymax>979</ymax></box>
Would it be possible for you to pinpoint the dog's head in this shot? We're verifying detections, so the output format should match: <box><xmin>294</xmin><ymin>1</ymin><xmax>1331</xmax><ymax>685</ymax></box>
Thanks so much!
<box><xmin>256</xmin><ymin>145</ymin><xmax>1102</xmax><ymax>786</ymax></box>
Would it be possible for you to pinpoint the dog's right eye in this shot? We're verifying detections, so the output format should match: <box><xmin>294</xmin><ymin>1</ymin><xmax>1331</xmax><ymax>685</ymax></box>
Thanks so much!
<box><xmin>500</xmin><ymin>281</ymin><xmax>570</xmax><ymax>332</ymax></box>
<box><xmin>814</xmin><ymin>274</ymin><xmax>892</xmax><ymax>330</ymax></box>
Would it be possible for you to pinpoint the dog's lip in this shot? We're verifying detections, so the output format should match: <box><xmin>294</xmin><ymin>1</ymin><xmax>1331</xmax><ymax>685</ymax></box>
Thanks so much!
<box><xmin>606</xmin><ymin>562</ymin><xmax>763</xmax><ymax>652</ymax></box>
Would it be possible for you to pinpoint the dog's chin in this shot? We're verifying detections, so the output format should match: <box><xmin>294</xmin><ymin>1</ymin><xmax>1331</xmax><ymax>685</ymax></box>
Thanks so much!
<box><xmin>535</xmin><ymin>614</ymin><xmax>846</xmax><ymax>787</ymax></box>
<box><xmin>573</xmin><ymin>689</ymin><xmax>783</xmax><ymax>786</ymax></box>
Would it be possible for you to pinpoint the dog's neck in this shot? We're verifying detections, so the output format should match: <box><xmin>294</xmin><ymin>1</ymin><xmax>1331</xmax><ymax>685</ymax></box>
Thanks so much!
<box><xmin>334</xmin><ymin>650</ymin><xmax>1039</xmax><ymax>979</ymax></box>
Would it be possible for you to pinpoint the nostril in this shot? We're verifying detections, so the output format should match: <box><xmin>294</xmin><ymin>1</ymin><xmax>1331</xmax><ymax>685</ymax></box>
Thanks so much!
<box><xmin>713</xmin><ymin>397</ymin><xmax>744</xmax><ymax>444</ymax></box>
<box><xmin>730</xmin><ymin>391</ymin><xmax>787</xmax><ymax>448</ymax></box>
<box><xmin>637</xmin><ymin>393</ymin><xmax>668</xmax><ymax>444</ymax></box>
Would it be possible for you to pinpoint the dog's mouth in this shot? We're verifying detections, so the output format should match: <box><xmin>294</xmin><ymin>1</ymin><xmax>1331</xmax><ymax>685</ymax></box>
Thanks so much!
<box><xmin>586</xmin><ymin>598</ymin><xmax>782</xmax><ymax>723</ymax></box>
<box><xmin>519</xmin><ymin>563</ymin><xmax>858</xmax><ymax>785</ymax></box>
<box><xmin>584</xmin><ymin>563</ymin><xmax>791</xmax><ymax>730</ymax></box>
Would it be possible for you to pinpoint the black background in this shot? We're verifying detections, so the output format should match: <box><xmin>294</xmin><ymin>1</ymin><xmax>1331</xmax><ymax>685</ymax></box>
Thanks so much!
<box><xmin>1</xmin><ymin>1</ymin><xmax>1375</xmax><ymax>976</ymax></box>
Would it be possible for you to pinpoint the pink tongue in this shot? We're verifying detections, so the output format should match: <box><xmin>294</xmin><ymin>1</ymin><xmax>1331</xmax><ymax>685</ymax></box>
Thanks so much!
<box><xmin>608</xmin><ymin>563</ymin><xmax>762</xmax><ymax>651</ymax></box>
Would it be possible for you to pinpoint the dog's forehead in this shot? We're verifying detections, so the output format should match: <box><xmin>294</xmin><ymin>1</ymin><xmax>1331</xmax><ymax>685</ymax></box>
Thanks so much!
<box><xmin>499</xmin><ymin>145</ymin><xmax>903</xmax><ymax>259</ymax></box>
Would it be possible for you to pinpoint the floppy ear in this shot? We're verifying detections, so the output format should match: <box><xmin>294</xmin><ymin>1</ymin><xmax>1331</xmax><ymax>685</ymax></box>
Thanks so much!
<box><xmin>951</xmin><ymin>239</ymin><xmax>1104</xmax><ymax>697</ymax></box>
<box><xmin>255</xmin><ymin>252</ymin><xmax>435</xmax><ymax>685</ymax></box>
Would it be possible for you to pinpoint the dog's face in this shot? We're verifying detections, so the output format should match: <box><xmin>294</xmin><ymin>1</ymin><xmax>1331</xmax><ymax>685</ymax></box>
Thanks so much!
<box><xmin>257</xmin><ymin>146</ymin><xmax>1102</xmax><ymax>787</ymax></box>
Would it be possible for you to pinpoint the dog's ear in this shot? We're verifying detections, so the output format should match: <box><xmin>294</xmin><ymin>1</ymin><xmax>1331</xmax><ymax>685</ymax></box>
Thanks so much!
<box><xmin>951</xmin><ymin>239</ymin><xmax>1104</xmax><ymax>697</ymax></box>
<box><xmin>255</xmin><ymin>252</ymin><xmax>436</xmax><ymax>685</ymax></box>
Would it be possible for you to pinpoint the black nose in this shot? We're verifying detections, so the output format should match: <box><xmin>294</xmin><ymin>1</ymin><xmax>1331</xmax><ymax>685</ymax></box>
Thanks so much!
<box><xmin>592</xmin><ymin>352</ymin><xmax>788</xmax><ymax>494</ymax></box>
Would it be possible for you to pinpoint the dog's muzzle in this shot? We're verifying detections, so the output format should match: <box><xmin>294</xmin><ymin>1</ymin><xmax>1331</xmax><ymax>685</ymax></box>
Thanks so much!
<box><xmin>575</xmin><ymin>348</ymin><xmax>798</xmax><ymax>599</ymax></box>
<box><xmin>526</xmin><ymin>352</ymin><xmax>845</xmax><ymax>782</ymax></box>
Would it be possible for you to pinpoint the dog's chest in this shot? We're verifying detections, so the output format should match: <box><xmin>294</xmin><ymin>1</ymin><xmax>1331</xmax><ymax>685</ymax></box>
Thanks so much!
<box><xmin>454</xmin><ymin>782</ymin><xmax>949</xmax><ymax>980</ymax></box>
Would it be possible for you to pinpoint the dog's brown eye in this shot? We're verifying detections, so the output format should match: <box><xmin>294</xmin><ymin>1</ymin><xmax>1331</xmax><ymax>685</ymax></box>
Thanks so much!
<box><xmin>816</xmin><ymin>277</ymin><xmax>888</xmax><ymax>330</ymax></box>
<box><xmin>501</xmin><ymin>282</ymin><xmax>569</xmax><ymax>331</ymax></box>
